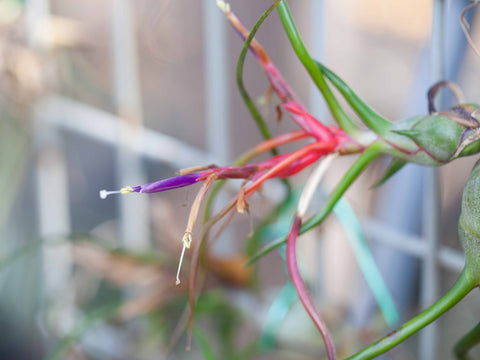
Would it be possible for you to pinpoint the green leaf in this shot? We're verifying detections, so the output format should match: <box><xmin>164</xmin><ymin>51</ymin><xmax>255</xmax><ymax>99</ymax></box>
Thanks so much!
<box><xmin>277</xmin><ymin>0</ymin><xmax>358</xmax><ymax>135</ymax></box>
<box><xmin>334</xmin><ymin>197</ymin><xmax>399</xmax><ymax>326</ymax></box>
<box><xmin>195</xmin><ymin>292</ymin><xmax>240</xmax><ymax>357</ymax></box>
<box><xmin>391</xmin><ymin>129</ymin><xmax>421</xmax><ymax>139</ymax></box>
<box><xmin>454</xmin><ymin>321</ymin><xmax>480</xmax><ymax>360</ymax></box>
<box><xmin>192</xmin><ymin>327</ymin><xmax>217</xmax><ymax>360</ymax></box>
<box><xmin>259</xmin><ymin>281</ymin><xmax>297</xmax><ymax>350</ymax></box>
<box><xmin>236</xmin><ymin>1</ymin><xmax>279</xmax><ymax>150</ymax></box>
<box><xmin>373</xmin><ymin>159</ymin><xmax>407</xmax><ymax>188</ymax></box>
<box><xmin>314</xmin><ymin>61</ymin><xmax>392</xmax><ymax>135</ymax></box>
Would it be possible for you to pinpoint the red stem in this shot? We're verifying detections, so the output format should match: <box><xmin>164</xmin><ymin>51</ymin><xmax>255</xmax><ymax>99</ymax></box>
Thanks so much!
<box><xmin>287</xmin><ymin>215</ymin><xmax>336</xmax><ymax>360</ymax></box>
<box><xmin>239</xmin><ymin>129</ymin><xmax>311</xmax><ymax>161</ymax></box>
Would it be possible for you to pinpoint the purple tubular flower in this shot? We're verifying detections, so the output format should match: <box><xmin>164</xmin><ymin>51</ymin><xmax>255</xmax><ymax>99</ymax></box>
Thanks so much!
<box><xmin>99</xmin><ymin>173</ymin><xmax>203</xmax><ymax>199</ymax></box>
<box><xmin>138</xmin><ymin>173</ymin><xmax>202</xmax><ymax>193</ymax></box>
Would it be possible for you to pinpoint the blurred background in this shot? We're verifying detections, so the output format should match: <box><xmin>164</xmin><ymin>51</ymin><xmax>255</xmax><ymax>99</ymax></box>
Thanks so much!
<box><xmin>1</xmin><ymin>0</ymin><xmax>480</xmax><ymax>359</ymax></box>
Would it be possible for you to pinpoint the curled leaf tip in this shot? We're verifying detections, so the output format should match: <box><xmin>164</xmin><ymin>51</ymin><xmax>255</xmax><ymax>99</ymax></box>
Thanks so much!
<box><xmin>427</xmin><ymin>81</ymin><xmax>465</xmax><ymax>114</ymax></box>
<box><xmin>461</xmin><ymin>2</ymin><xmax>480</xmax><ymax>59</ymax></box>
<box><xmin>455</xmin><ymin>128</ymin><xmax>480</xmax><ymax>158</ymax></box>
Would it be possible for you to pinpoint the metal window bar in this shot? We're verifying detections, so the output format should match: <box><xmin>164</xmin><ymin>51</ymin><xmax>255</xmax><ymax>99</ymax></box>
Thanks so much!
<box><xmin>419</xmin><ymin>1</ymin><xmax>445</xmax><ymax>359</ymax></box>
<box><xmin>31</xmin><ymin>0</ymin><xmax>464</xmax><ymax>357</ymax></box>
<box><xmin>111</xmin><ymin>0</ymin><xmax>150</xmax><ymax>251</ymax></box>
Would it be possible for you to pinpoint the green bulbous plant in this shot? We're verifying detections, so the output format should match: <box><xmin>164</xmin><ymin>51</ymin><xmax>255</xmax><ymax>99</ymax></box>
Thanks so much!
<box><xmin>392</xmin><ymin>113</ymin><xmax>470</xmax><ymax>163</ymax></box>
<box><xmin>458</xmin><ymin>160</ymin><xmax>480</xmax><ymax>284</ymax></box>
<box><xmin>347</xmin><ymin>159</ymin><xmax>480</xmax><ymax>360</ymax></box>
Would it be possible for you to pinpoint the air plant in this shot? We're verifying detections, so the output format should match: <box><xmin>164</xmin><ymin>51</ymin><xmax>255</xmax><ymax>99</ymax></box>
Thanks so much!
<box><xmin>100</xmin><ymin>0</ymin><xmax>480</xmax><ymax>358</ymax></box>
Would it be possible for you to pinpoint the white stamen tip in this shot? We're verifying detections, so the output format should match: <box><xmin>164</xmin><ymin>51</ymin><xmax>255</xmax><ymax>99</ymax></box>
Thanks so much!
<box><xmin>216</xmin><ymin>0</ymin><xmax>230</xmax><ymax>13</ymax></box>
<box><xmin>176</xmin><ymin>278</ymin><xmax>181</xmax><ymax>285</ymax></box>
<box><xmin>99</xmin><ymin>189</ymin><xmax>122</xmax><ymax>199</ymax></box>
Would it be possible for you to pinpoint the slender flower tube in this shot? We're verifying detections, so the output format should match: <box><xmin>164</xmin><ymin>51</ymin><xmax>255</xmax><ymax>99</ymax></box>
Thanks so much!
<box><xmin>99</xmin><ymin>173</ymin><xmax>203</xmax><ymax>199</ymax></box>
<box><xmin>236</xmin><ymin>129</ymin><xmax>311</xmax><ymax>163</ymax></box>
<box><xmin>244</xmin><ymin>141</ymin><xmax>338</xmax><ymax>196</ymax></box>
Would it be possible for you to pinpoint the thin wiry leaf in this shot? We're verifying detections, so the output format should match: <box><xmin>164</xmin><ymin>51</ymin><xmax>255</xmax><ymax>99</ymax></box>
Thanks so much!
<box><xmin>373</xmin><ymin>159</ymin><xmax>407</xmax><ymax>188</ymax></box>
<box><xmin>461</xmin><ymin>2</ymin><xmax>480</xmax><ymax>58</ymax></box>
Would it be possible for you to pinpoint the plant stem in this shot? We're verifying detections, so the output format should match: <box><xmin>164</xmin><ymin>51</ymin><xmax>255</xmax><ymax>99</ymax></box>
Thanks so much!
<box><xmin>287</xmin><ymin>216</ymin><xmax>336</xmax><ymax>359</ymax></box>
<box><xmin>347</xmin><ymin>268</ymin><xmax>477</xmax><ymax>360</ymax></box>
<box><xmin>454</xmin><ymin>321</ymin><xmax>480</xmax><ymax>360</ymax></box>
<box><xmin>277</xmin><ymin>0</ymin><xmax>358</xmax><ymax>136</ymax></box>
